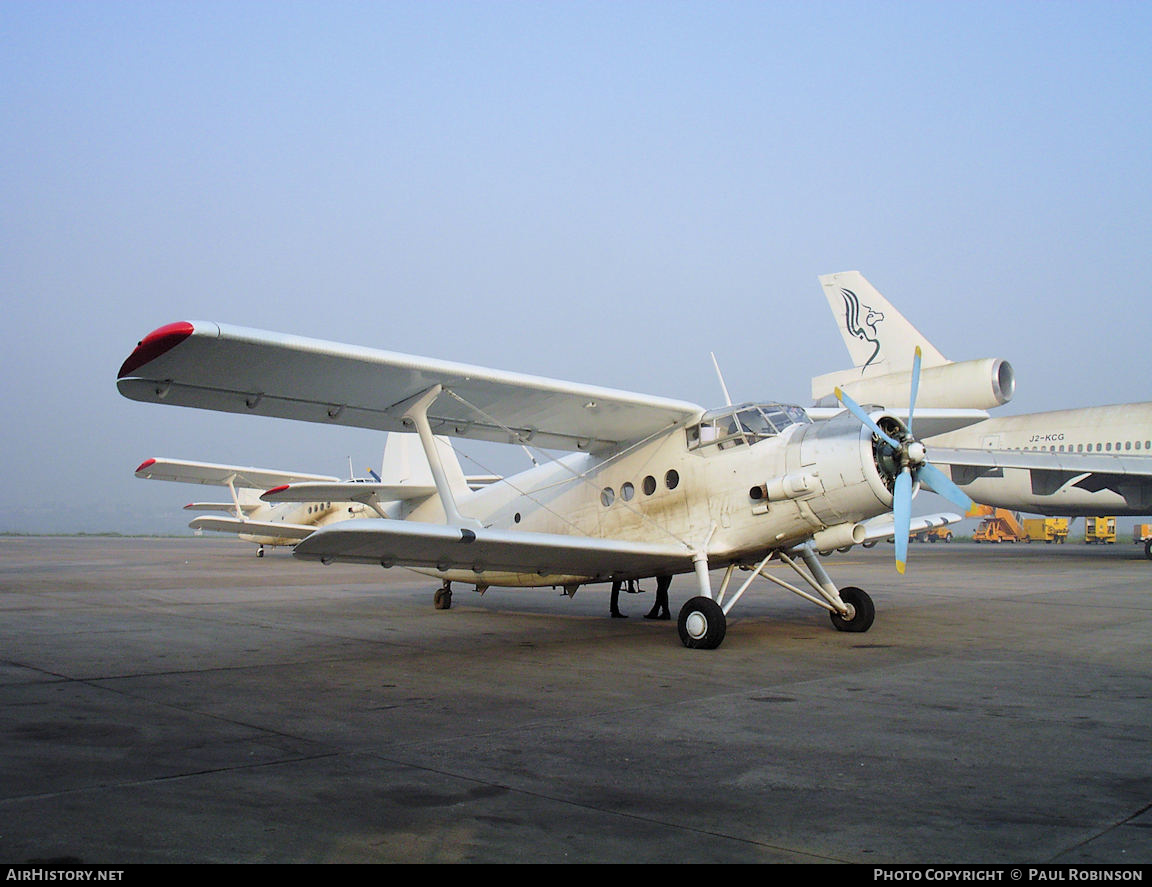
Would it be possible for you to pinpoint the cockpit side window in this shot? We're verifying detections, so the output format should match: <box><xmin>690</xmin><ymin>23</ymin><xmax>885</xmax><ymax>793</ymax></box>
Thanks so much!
<box><xmin>737</xmin><ymin>408</ymin><xmax>773</xmax><ymax>438</ymax></box>
<box><xmin>687</xmin><ymin>402</ymin><xmax>810</xmax><ymax>452</ymax></box>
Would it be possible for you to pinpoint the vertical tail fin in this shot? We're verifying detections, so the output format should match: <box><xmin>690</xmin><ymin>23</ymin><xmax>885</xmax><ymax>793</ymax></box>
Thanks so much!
<box><xmin>379</xmin><ymin>432</ymin><xmax>471</xmax><ymax>498</ymax></box>
<box><xmin>819</xmin><ymin>271</ymin><xmax>948</xmax><ymax>375</ymax></box>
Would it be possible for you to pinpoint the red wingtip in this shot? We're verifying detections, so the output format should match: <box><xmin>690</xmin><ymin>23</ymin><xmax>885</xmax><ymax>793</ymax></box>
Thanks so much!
<box><xmin>118</xmin><ymin>322</ymin><xmax>195</xmax><ymax>378</ymax></box>
<box><xmin>135</xmin><ymin>458</ymin><xmax>157</xmax><ymax>473</ymax></box>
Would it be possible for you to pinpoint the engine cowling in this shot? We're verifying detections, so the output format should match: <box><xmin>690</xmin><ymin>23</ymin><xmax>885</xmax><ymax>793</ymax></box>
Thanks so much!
<box><xmin>781</xmin><ymin>408</ymin><xmax>908</xmax><ymax>528</ymax></box>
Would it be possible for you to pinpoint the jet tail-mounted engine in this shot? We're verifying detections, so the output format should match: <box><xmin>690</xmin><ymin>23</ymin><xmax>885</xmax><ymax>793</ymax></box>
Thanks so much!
<box><xmin>812</xmin><ymin>358</ymin><xmax>1015</xmax><ymax>411</ymax></box>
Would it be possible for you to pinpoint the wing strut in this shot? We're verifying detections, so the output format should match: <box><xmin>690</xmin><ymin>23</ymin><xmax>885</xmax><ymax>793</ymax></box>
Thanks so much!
<box><xmin>226</xmin><ymin>475</ymin><xmax>243</xmax><ymax>520</ymax></box>
<box><xmin>398</xmin><ymin>385</ymin><xmax>481</xmax><ymax>529</ymax></box>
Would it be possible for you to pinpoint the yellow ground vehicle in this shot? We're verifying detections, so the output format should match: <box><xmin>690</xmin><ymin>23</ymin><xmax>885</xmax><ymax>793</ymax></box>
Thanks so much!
<box><xmin>1136</xmin><ymin>524</ymin><xmax>1152</xmax><ymax>561</ymax></box>
<box><xmin>972</xmin><ymin>506</ymin><xmax>1026</xmax><ymax>543</ymax></box>
<box><xmin>1084</xmin><ymin>516</ymin><xmax>1116</xmax><ymax>544</ymax></box>
<box><xmin>911</xmin><ymin>527</ymin><xmax>953</xmax><ymax>543</ymax></box>
<box><xmin>1023</xmin><ymin>518</ymin><xmax>1069</xmax><ymax>544</ymax></box>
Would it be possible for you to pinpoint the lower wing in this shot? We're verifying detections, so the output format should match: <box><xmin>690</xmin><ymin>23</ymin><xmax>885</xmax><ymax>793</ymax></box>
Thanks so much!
<box><xmin>189</xmin><ymin>516</ymin><xmax>316</xmax><ymax>540</ymax></box>
<box><xmin>293</xmin><ymin>520</ymin><xmax>693</xmax><ymax>584</ymax></box>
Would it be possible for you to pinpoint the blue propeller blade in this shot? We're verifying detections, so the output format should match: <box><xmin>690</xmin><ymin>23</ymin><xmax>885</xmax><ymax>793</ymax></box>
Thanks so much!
<box><xmin>893</xmin><ymin>469</ymin><xmax>912</xmax><ymax>574</ymax></box>
<box><xmin>908</xmin><ymin>346</ymin><xmax>921</xmax><ymax>436</ymax></box>
<box><xmin>917</xmin><ymin>461</ymin><xmax>973</xmax><ymax>512</ymax></box>
<box><xmin>835</xmin><ymin>387</ymin><xmax>901</xmax><ymax>450</ymax></box>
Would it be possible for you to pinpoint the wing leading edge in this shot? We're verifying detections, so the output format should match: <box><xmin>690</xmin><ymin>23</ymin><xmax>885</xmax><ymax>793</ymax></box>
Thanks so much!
<box><xmin>118</xmin><ymin>322</ymin><xmax>705</xmax><ymax>454</ymax></box>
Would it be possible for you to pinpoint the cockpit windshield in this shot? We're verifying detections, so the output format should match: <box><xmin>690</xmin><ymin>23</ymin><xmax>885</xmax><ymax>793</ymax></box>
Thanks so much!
<box><xmin>687</xmin><ymin>402</ymin><xmax>811</xmax><ymax>451</ymax></box>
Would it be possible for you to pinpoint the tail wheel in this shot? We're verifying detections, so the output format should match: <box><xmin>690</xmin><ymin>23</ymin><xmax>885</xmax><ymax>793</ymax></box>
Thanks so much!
<box><xmin>677</xmin><ymin>596</ymin><xmax>727</xmax><ymax>649</ymax></box>
<box><xmin>830</xmin><ymin>586</ymin><xmax>875</xmax><ymax>633</ymax></box>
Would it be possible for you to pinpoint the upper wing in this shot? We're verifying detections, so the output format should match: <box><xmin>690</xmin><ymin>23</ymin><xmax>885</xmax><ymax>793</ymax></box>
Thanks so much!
<box><xmin>118</xmin><ymin>322</ymin><xmax>705</xmax><ymax>454</ymax></box>
<box><xmin>136</xmin><ymin>457</ymin><xmax>340</xmax><ymax>489</ymax></box>
<box><xmin>293</xmin><ymin>519</ymin><xmax>694</xmax><ymax>582</ymax></box>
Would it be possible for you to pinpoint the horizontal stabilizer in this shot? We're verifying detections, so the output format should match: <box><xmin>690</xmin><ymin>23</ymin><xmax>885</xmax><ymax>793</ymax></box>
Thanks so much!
<box><xmin>806</xmin><ymin>406</ymin><xmax>989</xmax><ymax>438</ymax></box>
<box><xmin>860</xmin><ymin>512</ymin><xmax>962</xmax><ymax>543</ymax></box>
<box><xmin>294</xmin><ymin>520</ymin><xmax>692</xmax><ymax>582</ymax></box>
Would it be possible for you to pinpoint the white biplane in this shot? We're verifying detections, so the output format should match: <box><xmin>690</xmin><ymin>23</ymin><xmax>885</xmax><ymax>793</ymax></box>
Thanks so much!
<box><xmin>117</xmin><ymin>320</ymin><xmax>972</xmax><ymax>648</ymax></box>
<box><xmin>136</xmin><ymin>434</ymin><xmax>495</xmax><ymax>555</ymax></box>
<box><xmin>136</xmin><ymin>456</ymin><xmax>356</xmax><ymax>555</ymax></box>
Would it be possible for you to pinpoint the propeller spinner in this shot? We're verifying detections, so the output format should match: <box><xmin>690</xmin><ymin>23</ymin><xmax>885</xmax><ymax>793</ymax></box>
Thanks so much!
<box><xmin>836</xmin><ymin>348</ymin><xmax>973</xmax><ymax>573</ymax></box>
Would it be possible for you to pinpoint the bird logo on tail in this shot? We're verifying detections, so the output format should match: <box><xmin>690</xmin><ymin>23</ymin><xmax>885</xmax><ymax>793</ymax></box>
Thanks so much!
<box><xmin>840</xmin><ymin>287</ymin><xmax>885</xmax><ymax>373</ymax></box>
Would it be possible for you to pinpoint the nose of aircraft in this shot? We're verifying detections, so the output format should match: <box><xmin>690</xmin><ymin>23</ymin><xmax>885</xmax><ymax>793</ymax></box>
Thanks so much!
<box><xmin>835</xmin><ymin>348</ymin><xmax>972</xmax><ymax>573</ymax></box>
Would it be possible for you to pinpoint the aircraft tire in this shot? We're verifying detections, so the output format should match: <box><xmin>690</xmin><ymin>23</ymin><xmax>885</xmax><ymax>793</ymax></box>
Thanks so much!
<box><xmin>677</xmin><ymin>596</ymin><xmax>726</xmax><ymax>650</ymax></box>
<box><xmin>1144</xmin><ymin>538</ymin><xmax>1152</xmax><ymax>561</ymax></box>
<box><xmin>434</xmin><ymin>585</ymin><xmax>453</xmax><ymax>610</ymax></box>
<box><xmin>830</xmin><ymin>586</ymin><xmax>874</xmax><ymax>633</ymax></box>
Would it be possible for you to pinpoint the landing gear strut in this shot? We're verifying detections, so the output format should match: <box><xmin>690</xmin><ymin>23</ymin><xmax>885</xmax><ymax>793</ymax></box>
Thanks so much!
<box><xmin>675</xmin><ymin>543</ymin><xmax>875</xmax><ymax>649</ymax></box>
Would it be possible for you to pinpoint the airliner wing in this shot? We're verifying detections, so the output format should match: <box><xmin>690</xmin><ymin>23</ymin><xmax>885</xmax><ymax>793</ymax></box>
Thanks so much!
<box><xmin>136</xmin><ymin>457</ymin><xmax>340</xmax><ymax>489</ymax></box>
<box><xmin>118</xmin><ymin>322</ymin><xmax>705</xmax><ymax>454</ymax></box>
<box><xmin>928</xmin><ymin>447</ymin><xmax>1152</xmax><ymax>477</ymax></box>
<box><xmin>188</xmin><ymin>516</ymin><xmax>316</xmax><ymax>540</ymax></box>
<box><xmin>293</xmin><ymin>520</ymin><xmax>693</xmax><ymax>581</ymax></box>
<box><xmin>928</xmin><ymin>447</ymin><xmax>1152</xmax><ymax>503</ymax></box>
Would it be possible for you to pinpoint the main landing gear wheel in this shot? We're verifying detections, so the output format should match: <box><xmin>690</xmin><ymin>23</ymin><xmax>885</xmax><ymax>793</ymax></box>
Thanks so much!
<box><xmin>677</xmin><ymin>596</ymin><xmax>727</xmax><ymax>649</ymax></box>
<box><xmin>1145</xmin><ymin>538</ymin><xmax>1152</xmax><ymax>561</ymax></box>
<box><xmin>830</xmin><ymin>586</ymin><xmax>875</xmax><ymax>633</ymax></box>
<box><xmin>434</xmin><ymin>583</ymin><xmax>453</xmax><ymax>610</ymax></box>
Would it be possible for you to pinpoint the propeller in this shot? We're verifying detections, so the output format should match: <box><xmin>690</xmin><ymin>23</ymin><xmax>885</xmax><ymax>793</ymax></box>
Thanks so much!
<box><xmin>835</xmin><ymin>347</ymin><xmax>973</xmax><ymax>573</ymax></box>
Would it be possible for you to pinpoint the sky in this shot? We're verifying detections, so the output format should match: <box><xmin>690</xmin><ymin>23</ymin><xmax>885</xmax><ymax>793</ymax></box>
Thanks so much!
<box><xmin>2</xmin><ymin>0</ymin><xmax>1149</xmax><ymax>534</ymax></box>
